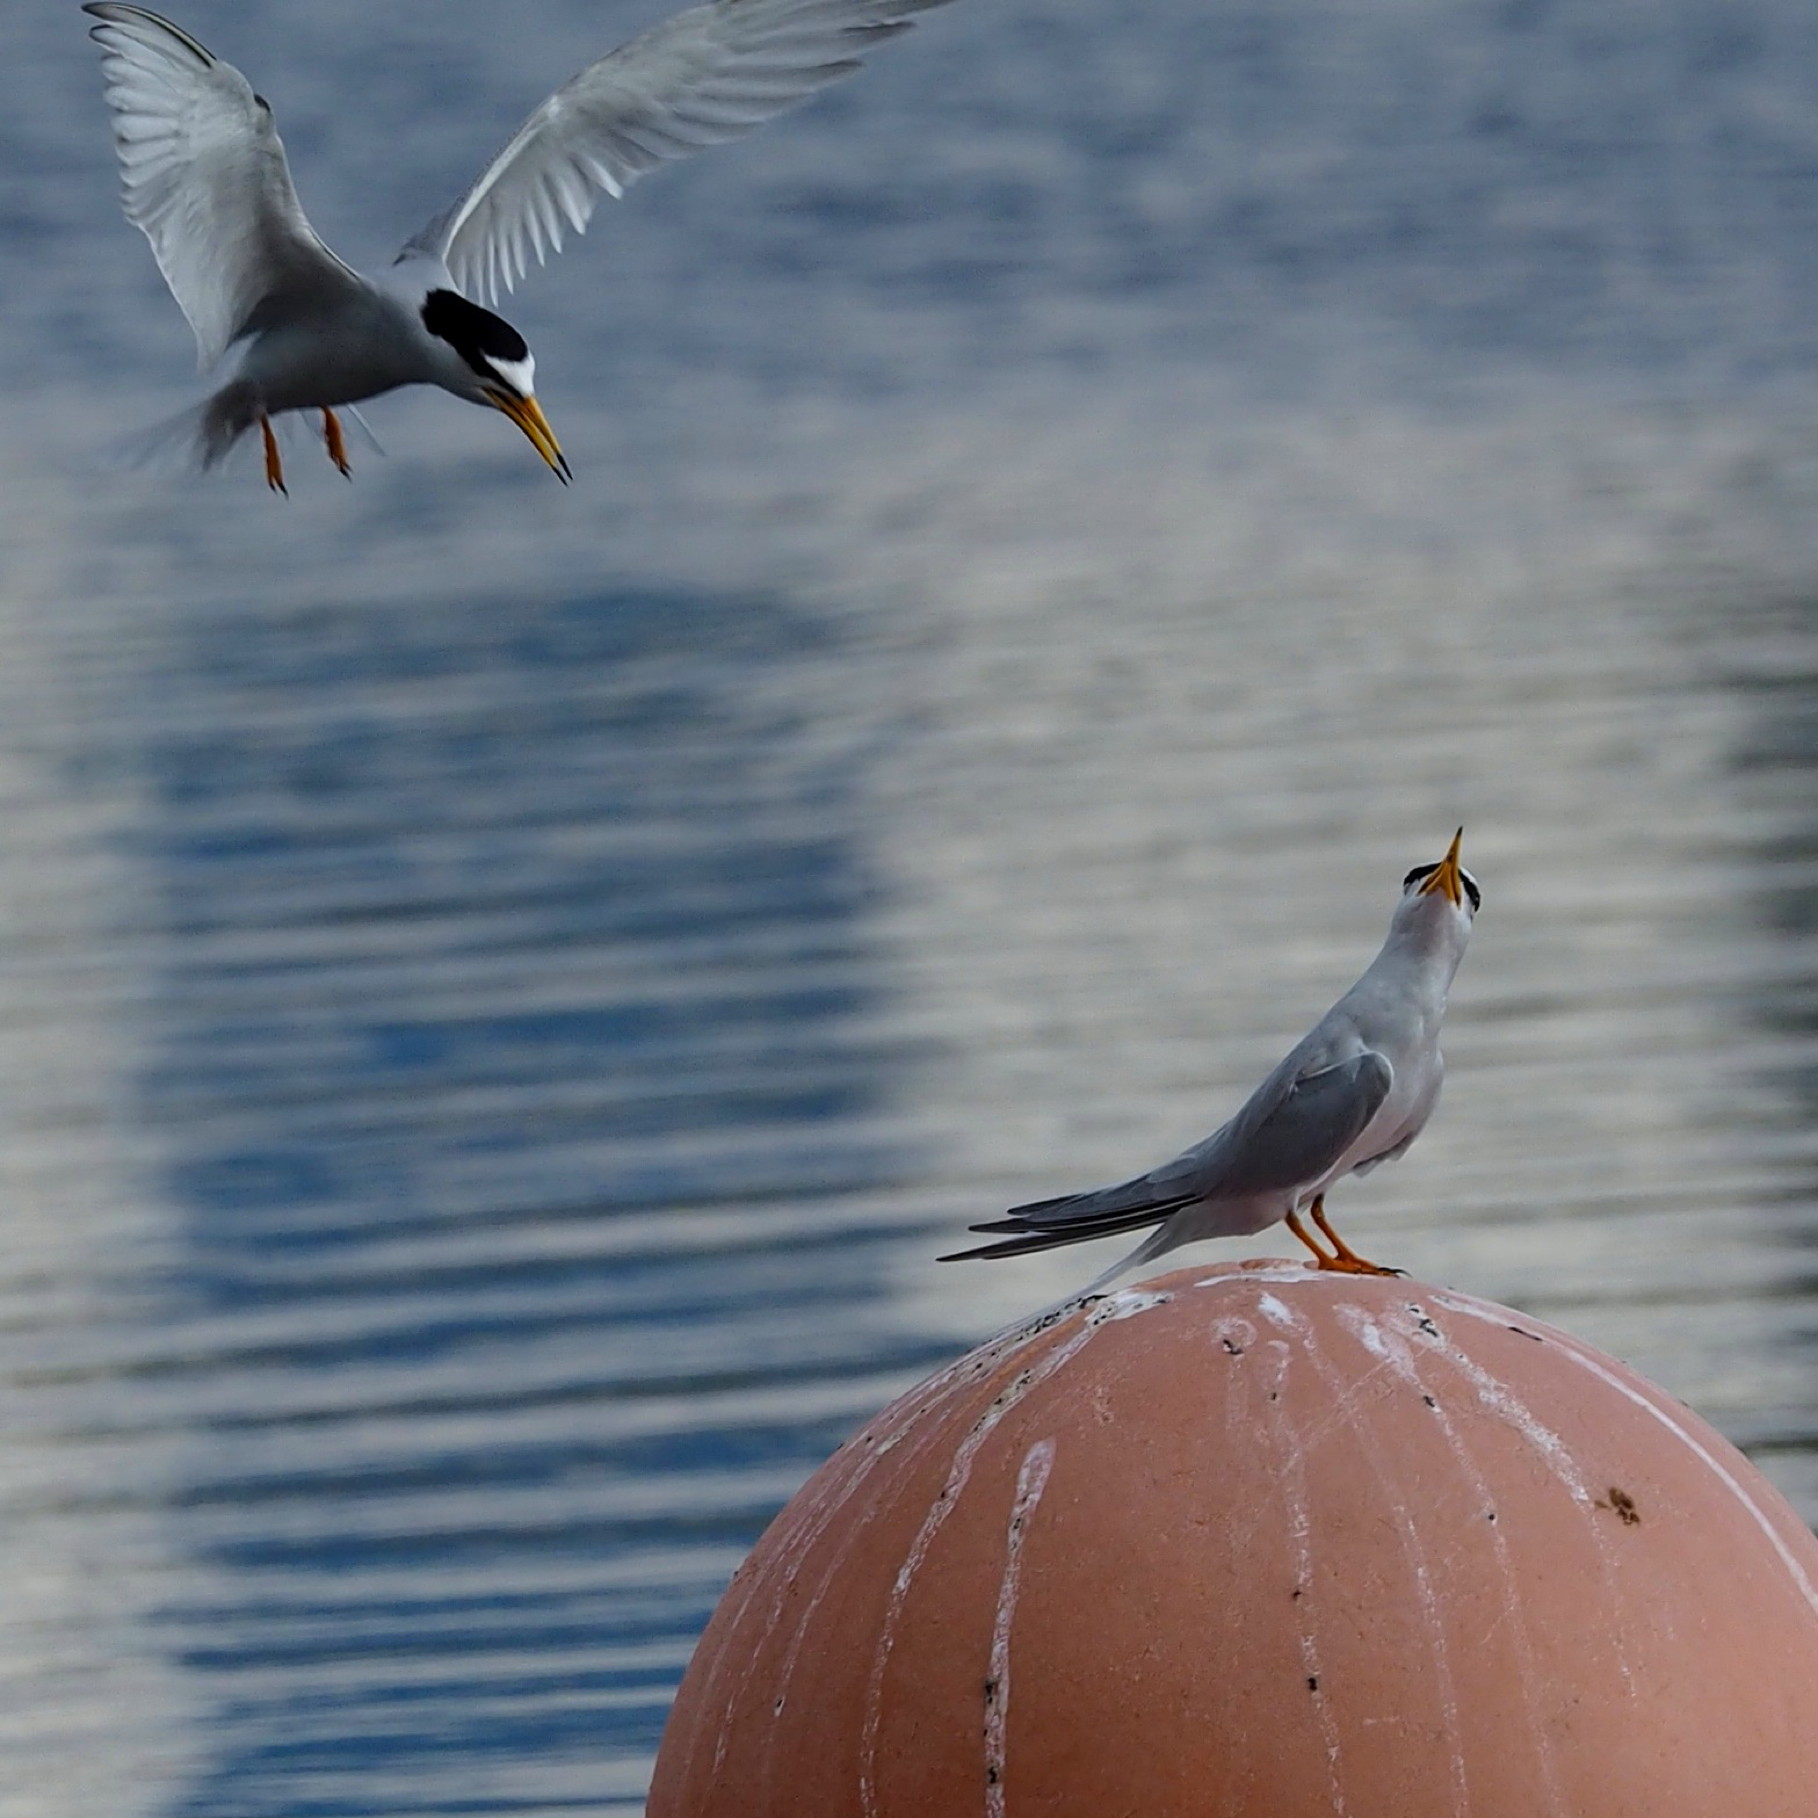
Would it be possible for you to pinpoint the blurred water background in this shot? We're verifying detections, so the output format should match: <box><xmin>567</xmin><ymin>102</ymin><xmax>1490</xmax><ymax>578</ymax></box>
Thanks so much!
<box><xmin>8</xmin><ymin>0</ymin><xmax>1818</xmax><ymax>1809</ymax></box>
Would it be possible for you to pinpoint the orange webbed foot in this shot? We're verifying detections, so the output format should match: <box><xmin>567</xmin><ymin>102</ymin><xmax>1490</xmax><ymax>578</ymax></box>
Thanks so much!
<box><xmin>1286</xmin><ymin>1198</ymin><xmax>1404</xmax><ymax>1277</ymax></box>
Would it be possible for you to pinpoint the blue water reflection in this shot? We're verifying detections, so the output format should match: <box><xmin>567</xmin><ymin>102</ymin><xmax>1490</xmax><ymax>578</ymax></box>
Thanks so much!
<box><xmin>132</xmin><ymin>582</ymin><xmax>944</xmax><ymax>1814</ymax></box>
<box><xmin>9</xmin><ymin>0</ymin><xmax>1818</xmax><ymax>1809</ymax></box>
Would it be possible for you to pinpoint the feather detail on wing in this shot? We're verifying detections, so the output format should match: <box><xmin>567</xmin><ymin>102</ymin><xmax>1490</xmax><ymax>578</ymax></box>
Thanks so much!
<box><xmin>401</xmin><ymin>0</ymin><xmax>954</xmax><ymax>306</ymax></box>
<box><xmin>941</xmin><ymin>1050</ymin><xmax>1394</xmax><ymax>1264</ymax></box>
<box><xmin>84</xmin><ymin>4</ymin><xmax>364</xmax><ymax>370</ymax></box>
<box><xmin>1203</xmin><ymin>1049</ymin><xmax>1393</xmax><ymax>1199</ymax></box>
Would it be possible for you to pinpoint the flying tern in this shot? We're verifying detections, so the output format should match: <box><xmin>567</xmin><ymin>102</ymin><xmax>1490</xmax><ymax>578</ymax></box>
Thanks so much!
<box><xmin>83</xmin><ymin>0</ymin><xmax>952</xmax><ymax>491</ymax></box>
<box><xmin>944</xmin><ymin>831</ymin><xmax>1480</xmax><ymax>1290</ymax></box>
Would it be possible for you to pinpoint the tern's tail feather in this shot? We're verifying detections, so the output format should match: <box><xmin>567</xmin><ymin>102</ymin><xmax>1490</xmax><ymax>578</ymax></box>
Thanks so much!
<box><xmin>102</xmin><ymin>392</ymin><xmax>384</xmax><ymax>476</ymax></box>
<box><xmin>100</xmin><ymin>381</ymin><xmax>263</xmax><ymax>473</ymax></box>
<box><xmin>95</xmin><ymin>399</ymin><xmax>212</xmax><ymax>473</ymax></box>
<box><xmin>937</xmin><ymin>1180</ymin><xmax>1198</xmax><ymax>1264</ymax></box>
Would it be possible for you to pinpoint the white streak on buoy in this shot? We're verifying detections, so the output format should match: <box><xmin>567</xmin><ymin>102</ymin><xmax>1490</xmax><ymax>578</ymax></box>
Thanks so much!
<box><xmin>1501</xmin><ymin>1312</ymin><xmax>1818</xmax><ymax>1625</ymax></box>
<box><xmin>1256</xmin><ymin>1290</ymin><xmax>1296</xmax><ymax>1328</ymax></box>
<box><xmin>1196</xmin><ymin>1262</ymin><xmax>1322</xmax><ymax>1290</ymax></box>
<box><xmin>784</xmin><ymin>1303</ymin><xmax>1083</xmax><ymax>1756</ymax></box>
<box><xmin>755</xmin><ymin>1427</ymin><xmax>923</xmax><ymax>1791</ymax></box>
<box><xmin>1253</xmin><ymin>1315</ymin><xmax>1351</xmax><ymax>1816</ymax></box>
<box><xmin>1422</xmin><ymin>1325</ymin><xmax>1593</xmax><ymax>1505</ymax></box>
<box><xmin>1399</xmin><ymin>1304</ymin><xmax>1639</xmax><ymax>1704</ymax></box>
<box><xmin>985</xmin><ymin>1438</ymin><xmax>1056</xmax><ymax>1818</ymax></box>
<box><xmin>1240</xmin><ymin>1293</ymin><xmax>1402</xmax><ymax>1503</ymax></box>
<box><xmin>720</xmin><ymin>1357</ymin><xmax>983</xmax><ymax>1792</ymax></box>
<box><xmin>1337</xmin><ymin>1304</ymin><xmax>1571</xmax><ymax>1818</ymax></box>
<box><xmin>1288</xmin><ymin>1307</ymin><xmax>1470</xmax><ymax>1818</ymax></box>
<box><xmin>759</xmin><ymin>1430</ymin><xmax>894</xmax><ymax>1648</ymax></box>
<box><xmin>1409</xmin><ymin>1301</ymin><xmax>1655</xmax><ymax>1749</ymax></box>
<box><xmin>859</xmin><ymin>1303</ymin><xmax>1119</xmax><ymax>1816</ymax></box>
<box><xmin>699</xmin><ymin>1442</ymin><xmax>894</xmax><ymax>1790</ymax></box>
<box><xmin>746</xmin><ymin>1301</ymin><xmax>1106</xmax><ymax>1795</ymax></box>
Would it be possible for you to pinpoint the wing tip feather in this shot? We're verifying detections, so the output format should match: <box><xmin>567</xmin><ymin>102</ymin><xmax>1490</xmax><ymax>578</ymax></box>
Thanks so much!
<box><xmin>423</xmin><ymin>0</ymin><xmax>955</xmax><ymax>298</ymax></box>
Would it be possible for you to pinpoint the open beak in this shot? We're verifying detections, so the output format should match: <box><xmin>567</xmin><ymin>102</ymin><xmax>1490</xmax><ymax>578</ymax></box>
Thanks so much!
<box><xmin>1419</xmin><ymin>827</ymin><xmax>1466</xmax><ymax>907</ymax></box>
<box><xmin>489</xmin><ymin>390</ymin><xmax>571</xmax><ymax>483</ymax></box>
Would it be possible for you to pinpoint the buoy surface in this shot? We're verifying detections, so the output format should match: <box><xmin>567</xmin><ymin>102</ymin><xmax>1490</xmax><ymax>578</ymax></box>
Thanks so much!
<box><xmin>649</xmin><ymin>1260</ymin><xmax>1818</xmax><ymax>1817</ymax></box>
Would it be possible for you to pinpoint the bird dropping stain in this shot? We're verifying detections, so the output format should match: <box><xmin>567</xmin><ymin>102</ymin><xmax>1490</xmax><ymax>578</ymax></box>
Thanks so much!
<box><xmin>985</xmin><ymin>1437</ymin><xmax>1056</xmax><ymax>1818</ymax></box>
<box><xmin>1296</xmin><ymin>1305</ymin><xmax>1472</xmax><ymax>1818</ymax></box>
<box><xmin>1250</xmin><ymin>1309</ymin><xmax>1352</xmax><ymax>1817</ymax></box>
<box><xmin>859</xmin><ymin>1303</ymin><xmax>1119</xmax><ymax>1817</ymax></box>
<box><xmin>739</xmin><ymin>1322</ymin><xmax>1040</xmax><ymax>1794</ymax></box>
<box><xmin>1338</xmin><ymin>1302</ymin><xmax>1577</xmax><ymax>1816</ymax></box>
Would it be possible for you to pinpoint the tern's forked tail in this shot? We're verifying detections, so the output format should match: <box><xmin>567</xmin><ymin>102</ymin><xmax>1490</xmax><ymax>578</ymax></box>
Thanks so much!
<box><xmin>96</xmin><ymin>380</ymin><xmax>259</xmax><ymax>473</ymax></box>
<box><xmin>101</xmin><ymin>387</ymin><xmax>385</xmax><ymax>478</ymax></box>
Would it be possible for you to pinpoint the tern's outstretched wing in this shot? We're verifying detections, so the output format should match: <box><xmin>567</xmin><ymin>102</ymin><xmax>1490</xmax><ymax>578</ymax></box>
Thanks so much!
<box><xmin>401</xmin><ymin>0</ymin><xmax>954</xmax><ymax>306</ymax></box>
<box><xmin>85</xmin><ymin>4</ymin><xmax>365</xmax><ymax>370</ymax></box>
<box><xmin>944</xmin><ymin>1051</ymin><xmax>1394</xmax><ymax>1264</ymax></box>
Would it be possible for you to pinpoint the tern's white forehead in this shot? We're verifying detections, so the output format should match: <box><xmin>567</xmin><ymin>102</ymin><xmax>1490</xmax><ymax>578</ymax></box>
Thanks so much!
<box><xmin>486</xmin><ymin>353</ymin><xmax>536</xmax><ymax>398</ymax></box>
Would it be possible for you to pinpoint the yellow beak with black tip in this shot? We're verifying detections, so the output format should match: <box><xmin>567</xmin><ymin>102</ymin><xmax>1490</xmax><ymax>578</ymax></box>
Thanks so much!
<box><xmin>1418</xmin><ymin>827</ymin><xmax>1466</xmax><ymax>907</ymax></box>
<box><xmin>489</xmin><ymin>389</ymin><xmax>571</xmax><ymax>483</ymax></box>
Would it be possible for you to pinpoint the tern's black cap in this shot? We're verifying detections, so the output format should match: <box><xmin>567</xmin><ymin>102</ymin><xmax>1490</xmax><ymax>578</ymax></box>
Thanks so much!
<box><xmin>421</xmin><ymin>289</ymin><xmax>528</xmax><ymax>381</ymax></box>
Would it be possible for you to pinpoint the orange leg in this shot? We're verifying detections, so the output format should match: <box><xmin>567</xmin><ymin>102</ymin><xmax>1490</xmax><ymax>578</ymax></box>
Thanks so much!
<box><xmin>1285</xmin><ymin>1205</ymin><xmax>1334</xmax><ymax>1267</ymax></box>
<box><xmin>260</xmin><ymin>416</ymin><xmax>287</xmax><ymax>495</ymax></box>
<box><xmin>322</xmin><ymin>408</ymin><xmax>351</xmax><ymax>477</ymax></box>
<box><xmin>1308</xmin><ymin>1195</ymin><xmax>1402</xmax><ymax>1277</ymax></box>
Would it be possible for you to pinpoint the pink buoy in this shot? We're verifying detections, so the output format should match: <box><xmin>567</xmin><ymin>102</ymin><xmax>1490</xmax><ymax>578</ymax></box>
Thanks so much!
<box><xmin>649</xmin><ymin>1260</ymin><xmax>1818</xmax><ymax>1817</ymax></box>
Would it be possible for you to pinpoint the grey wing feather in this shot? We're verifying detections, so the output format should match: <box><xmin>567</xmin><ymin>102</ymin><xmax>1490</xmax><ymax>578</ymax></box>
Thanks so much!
<box><xmin>939</xmin><ymin>1150</ymin><xmax>1208</xmax><ymax>1262</ymax></box>
<box><xmin>992</xmin><ymin>1163</ymin><xmax>1205</xmax><ymax>1232</ymax></box>
<box><xmin>1203</xmin><ymin>1049</ymin><xmax>1394</xmax><ymax>1199</ymax></box>
<box><xmin>948</xmin><ymin>1049</ymin><xmax>1394</xmax><ymax>1266</ymax></box>
<box><xmin>403</xmin><ymin>0</ymin><xmax>954</xmax><ymax>305</ymax></box>
<box><xmin>85</xmin><ymin>4</ymin><xmax>365</xmax><ymax>371</ymax></box>
<box><xmin>938</xmin><ymin>1202</ymin><xmax>1181</xmax><ymax>1263</ymax></box>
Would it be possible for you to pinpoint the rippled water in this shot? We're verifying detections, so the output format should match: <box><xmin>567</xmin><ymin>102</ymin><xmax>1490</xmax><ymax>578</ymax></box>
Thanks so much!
<box><xmin>7</xmin><ymin>0</ymin><xmax>1818</xmax><ymax>1811</ymax></box>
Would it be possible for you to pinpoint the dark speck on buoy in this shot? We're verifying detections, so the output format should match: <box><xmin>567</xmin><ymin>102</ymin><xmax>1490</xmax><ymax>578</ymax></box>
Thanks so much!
<box><xmin>1599</xmin><ymin>1486</ymin><xmax>1641</xmax><ymax>1526</ymax></box>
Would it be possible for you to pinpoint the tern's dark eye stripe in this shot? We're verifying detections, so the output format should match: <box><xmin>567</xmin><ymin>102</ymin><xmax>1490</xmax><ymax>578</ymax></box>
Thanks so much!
<box><xmin>1462</xmin><ymin>872</ymin><xmax>1482</xmax><ymax>912</ymax></box>
<box><xmin>1403</xmin><ymin>862</ymin><xmax>1438</xmax><ymax>890</ymax></box>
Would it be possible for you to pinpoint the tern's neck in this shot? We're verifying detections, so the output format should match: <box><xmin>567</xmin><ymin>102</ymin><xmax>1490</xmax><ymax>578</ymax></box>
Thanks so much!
<box><xmin>1371</xmin><ymin>913</ymin><xmax>1469</xmax><ymax>1003</ymax></box>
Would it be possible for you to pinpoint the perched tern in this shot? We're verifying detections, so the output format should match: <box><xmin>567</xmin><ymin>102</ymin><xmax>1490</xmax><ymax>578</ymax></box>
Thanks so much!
<box><xmin>83</xmin><ymin>0</ymin><xmax>952</xmax><ymax>491</ymax></box>
<box><xmin>943</xmin><ymin>831</ymin><xmax>1480</xmax><ymax>1290</ymax></box>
